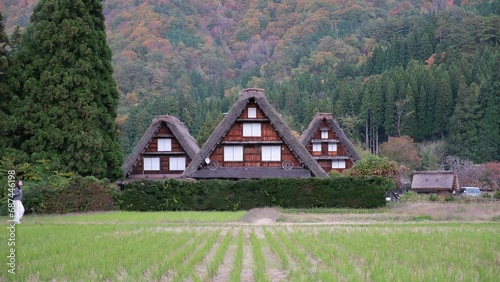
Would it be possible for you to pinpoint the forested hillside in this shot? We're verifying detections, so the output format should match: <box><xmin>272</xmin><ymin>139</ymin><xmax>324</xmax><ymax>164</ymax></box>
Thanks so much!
<box><xmin>1</xmin><ymin>0</ymin><xmax>499</xmax><ymax>165</ymax></box>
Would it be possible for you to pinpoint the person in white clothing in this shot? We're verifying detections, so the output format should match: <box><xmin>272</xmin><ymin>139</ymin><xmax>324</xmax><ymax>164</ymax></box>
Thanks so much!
<box><xmin>12</xmin><ymin>180</ymin><xmax>24</xmax><ymax>224</ymax></box>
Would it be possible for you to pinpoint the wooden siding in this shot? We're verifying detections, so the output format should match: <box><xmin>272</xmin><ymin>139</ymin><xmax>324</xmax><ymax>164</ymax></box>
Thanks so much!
<box><xmin>312</xmin><ymin>121</ymin><xmax>339</xmax><ymax>139</ymax></box>
<box><xmin>130</xmin><ymin>123</ymin><xmax>192</xmax><ymax>175</ymax></box>
<box><xmin>317</xmin><ymin>159</ymin><xmax>354</xmax><ymax>173</ymax></box>
<box><xmin>238</xmin><ymin>101</ymin><xmax>266</xmax><ymax>119</ymax></box>
<box><xmin>224</xmin><ymin>123</ymin><xmax>280</xmax><ymax>141</ymax></box>
<box><xmin>207</xmin><ymin>103</ymin><xmax>300</xmax><ymax>167</ymax></box>
<box><xmin>210</xmin><ymin>144</ymin><xmax>300</xmax><ymax>167</ymax></box>
<box><xmin>306</xmin><ymin>121</ymin><xmax>355</xmax><ymax>173</ymax></box>
<box><xmin>306</xmin><ymin>143</ymin><xmax>349</xmax><ymax>156</ymax></box>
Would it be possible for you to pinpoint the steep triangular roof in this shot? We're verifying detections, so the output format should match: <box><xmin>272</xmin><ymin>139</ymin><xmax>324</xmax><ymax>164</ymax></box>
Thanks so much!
<box><xmin>300</xmin><ymin>113</ymin><xmax>361</xmax><ymax>161</ymax></box>
<box><xmin>123</xmin><ymin>115</ymin><xmax>200</xmax><ymax>177</ymax></box>
<box><xmin>182</xmin><ymin>88</ymin><xmax>328</xmax><ymax>178</ymax></box>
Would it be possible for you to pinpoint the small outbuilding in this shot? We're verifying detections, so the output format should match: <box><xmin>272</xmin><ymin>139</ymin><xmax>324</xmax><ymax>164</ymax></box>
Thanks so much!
<box><xmin>411</xmin><ymin>171</ymin><xmax>460</xmax><ymax>195</ymax></box>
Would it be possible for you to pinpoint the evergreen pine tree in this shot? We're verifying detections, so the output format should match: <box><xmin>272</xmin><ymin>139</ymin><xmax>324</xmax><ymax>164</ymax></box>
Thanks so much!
<box><xmin>400</xmin><ymin>84</ymin><xmax>416</xmax><ymax>137</ymax></box>
<box><xmin>477</xmin><ymin>92</ymin><xmax>500</xmax><ymax>162</ymax></box>
<box><xmin>447</xmin><ymin>82</ymin><xmax>482</xmax><ymax>162</ymax></box>
<box><xmin>476</xmin><ymin>55</ymin><xmax>500</xmax><ymax>162</ymax></box>
<box><xmin>383</xmin><ymin>78</ymin><xmax>396</xmax><ymax>136</ymax></box>
<box><xmin>11</xmin><ymin>0</ymin><xmax>123</xmax><ymax>179</ymax></box>
<box><xmin>434</xmin><ymin>67</ymin><xmax>454</xmax><ymax>137</ymax></box>
<box><xmin>0</xmin><ymin>12</ymin><xmax>13</xmax><ymax>153</ymax></box>
<box><xmin>9</xmin><ymin>26</ymin><xmax>22</xmax><ymax>52</ymax></box>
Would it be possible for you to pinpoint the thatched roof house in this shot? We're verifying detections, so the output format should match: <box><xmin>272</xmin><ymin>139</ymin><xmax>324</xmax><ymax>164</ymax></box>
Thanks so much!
<box><xmin>411</xmin><ymin>171</ymin><xmax>460</xmax><ymax>194</ymax></box>
<box><xmin>300</xmin><ymin>113</ymin><xmax>361</xmax><ymax>173</ymax></box>
<box><xmin>123</xmin><ymin>115</ymin><xmax>200</xmax><ymax>182</ymax></box>
<box><xmin>182</xmin><ymin>88</ymin><xmax>328</xmax><ymax>179</ymax></box>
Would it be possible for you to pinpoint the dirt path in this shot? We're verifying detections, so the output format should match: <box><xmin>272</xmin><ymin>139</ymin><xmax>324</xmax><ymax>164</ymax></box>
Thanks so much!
<box><xmin>241</xmin><ymin>229</ymin><xmax>254</xmax><ymax>282</ymax></box>
<box><xmin>212</xmin><ymin>228</ymin><xmax>239</xmax><ymax>282</ymax></box>
<box><xmin>195</xmin><ymin>228</ymin><xmax>229</xmax><ymax>281</ymax></box>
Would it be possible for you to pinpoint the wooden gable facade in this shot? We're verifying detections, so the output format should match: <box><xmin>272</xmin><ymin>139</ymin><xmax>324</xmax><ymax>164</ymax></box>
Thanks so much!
<box><xmin>182</xmin><ymin>89</ymin><xmax>328</xmax><ymax>179</ymax></box>
<box><xmin>123</xmin><ymin>115</ymin><xmax>200</xmax><ymax>182</ymax></box>
<box><xmin>300</xmin><ymin>113</ymin><xmax>361</xmax><ymax>173</ymax></box>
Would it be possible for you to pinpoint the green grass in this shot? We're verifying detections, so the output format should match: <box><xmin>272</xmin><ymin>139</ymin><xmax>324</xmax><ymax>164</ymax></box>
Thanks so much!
<box><xmin>0</xmin><ymin>210</ymin><xmax>247</xmax><ymax>224</ymax></box>
<box><xmin>250</xmin><ymin>230</ymin><xmax>269</xmax><ymax>282</ymax></box>
<box><xmin>207</xmin><ymin>230</ymin><xmax>232</xmax><ymax>279</ymax></box>
<box><xmin>1</xmin><ymin>212</ymin><xmax>499</xmax><ymax>281</ymax></box>
<box><xmin>230</xmin><ymin>229</ymin><xmax>244</xmax><ymax>281</ymax></box>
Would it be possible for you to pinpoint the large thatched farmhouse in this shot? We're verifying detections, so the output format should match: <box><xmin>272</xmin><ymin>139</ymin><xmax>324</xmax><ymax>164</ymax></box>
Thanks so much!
<box><xmin>182</xmin><ymin>89</ymin><xmax>328</xmax><ymax>179</ymax></box>
<box><xmin>123</xmin><ymin>88</ymin><xmax>364</xmax><ymax>181</ymax></box>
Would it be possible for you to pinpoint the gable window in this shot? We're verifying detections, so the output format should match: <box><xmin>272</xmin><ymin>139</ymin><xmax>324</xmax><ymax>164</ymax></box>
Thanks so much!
<box><xmin>262</xmin><ymin>145</ymin><xmax>281</xmax><ymax>161</ymax></box>
<box><xmin>312</xmin><ymin>143</ymin><xmax>322</xmax><ymax>152</ymax></box>
<box><xmin>169</xmin><ymin>157</ymin><xmax>186</xmax><ymax>171</ymax></box>
<box><xmin>332</xmin><ymin>160</ymin><xmax>346</xmax><ymax>169</ymax></box>
<box><xmin>158</xmin><ymin>138</ymin><xmax>172</xmax><ymax>151</ymax></box>
<box><xmin>224</xmin><ymin>146</ymin><xmax>243</xmax><ymax>161</ymax></box>
<box><xmin>328</xmin><ymin>143</ymin><xmax>337</xmax><ymax>152</ymax></box>
<box><xmin>243</xmin><ymin>123</ymin><xmax>261</xmax><ymax>137</ymax></box>
<box><xmin>144</xmin><ymin>157</ymin><xmax>160</xmax><ymax>171</ymax></box>
<box><xmin>248</xmin><ymin>107</ymin><xmax>257</xmax><ymax>118</ymax></box>
<box><xmin>321</xmin><ymin>130</ymin><xmax>328</xmax><ymax>139</ymax></box>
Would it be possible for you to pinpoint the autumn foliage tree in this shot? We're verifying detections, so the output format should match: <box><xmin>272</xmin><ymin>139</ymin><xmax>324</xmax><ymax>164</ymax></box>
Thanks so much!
<box><xmin>482</xmin><ymin>162</ymin><xmax>500</xmax><ymax>191</ymax></box>
<box><xmin>379</xmin><ymin>136</ymin><xmax>422</xmax><ymax>170</ymax></box>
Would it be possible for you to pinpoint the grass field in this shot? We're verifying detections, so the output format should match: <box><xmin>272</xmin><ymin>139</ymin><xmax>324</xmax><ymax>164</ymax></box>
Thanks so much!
<box><xmin>1</xmin><ymin>209</ymin><xmax>499</xmax><ymax>281</ymax></box>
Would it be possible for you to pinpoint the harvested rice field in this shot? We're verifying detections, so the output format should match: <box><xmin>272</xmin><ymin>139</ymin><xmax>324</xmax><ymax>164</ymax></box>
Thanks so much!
<box><xmin>1</xmin><ymin>204</ymin><xmax>499</xmax><ymax>281</ymax></box>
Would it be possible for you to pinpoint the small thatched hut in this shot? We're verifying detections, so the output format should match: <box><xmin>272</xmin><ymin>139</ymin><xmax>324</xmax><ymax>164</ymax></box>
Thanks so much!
<box><xmin>411</xmin><ymin>171</ymin><xmax>460</xmax><ymax>194</ymax></box>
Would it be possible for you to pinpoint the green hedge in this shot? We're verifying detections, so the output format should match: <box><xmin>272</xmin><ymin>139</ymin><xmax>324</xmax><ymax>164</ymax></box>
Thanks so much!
<box><xmin>118</xmin><ymin>176</ymin><xmax>392</xmax><ymax>211</ymax></box>
<box><xmin>19</xmin><ymin>176</ymin><xmax>118</xmax><ymax>214</ymax></box>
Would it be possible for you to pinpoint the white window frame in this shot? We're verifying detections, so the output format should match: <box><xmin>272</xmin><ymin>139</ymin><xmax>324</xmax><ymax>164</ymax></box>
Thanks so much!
<box><xmin>321</xmin><ymin>130</ymin><xmax>329</xmax><ymax>139</ymax></box>
<box><xmin>312</xmin><ymin>143</ymin><xmax>322</xmax><ymax>152</ymax></box>
<box><xmin>332</xmin><ymin>160</ymin><xmax>346</xmax><ymax>169</ymax></box>
<box><xmin>248</xmin><ymin>107</ymin><xmax>257</xmax><ymax>118</ymax></box>
<box><xmin>328</xmin><ymin>143</ymin><xmax>337</xmax><ymax>152</ymax></box>
<box><xmin>169</xmin><ymin>157</ymin><xmax>186</xmax><ymax>171</ymax></box>
<box><xmin>224</xmin><ymin>146</ymin><xmax>244</xmax><ymax>161</ymax></box>
<box><xmin>157</xmin><ymin>138</ymin><xmax>172</xmax><ymax>151</ymax></box>
<box><xmin>243</xmin><ymin>123</ymin><xmax>261</xmax><ymax>137</ymax></box>
<box><xmin>262</xmin><ymin>145</ymin><xmax>281</xmax><ymax>161</ymax></box>
<box><xmin>144</xmin><ymin>157</ymin><xmax>160</xmax><ymax>171</ymax></box>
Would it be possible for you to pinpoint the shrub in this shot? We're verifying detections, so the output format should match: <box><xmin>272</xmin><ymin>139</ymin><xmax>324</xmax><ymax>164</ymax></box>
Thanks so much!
<box><xmin>118</xmin><ymin>176</ymin><xmax>392</xmax><ymax>211</ymax></box>
<box><xmin>398</xmin><ymin>191</ymin><xmax>422</xmax><ymax>202</ymax></box>
<box><xmin>429</xmin><ymin>194</ymin><xmax>439</xmax><ymax>202</ymax></box>
<box><xmin>22</xmin><ymin>176</ymin><xmax>118</xmax><ymax>214</ymax></box>
<box><xmin>444</xmin><ymin>195</ymin><xmax>455</xmax><ymax>202</ymax></box>
<box><xmin>328</xmin><ymin>170</ymin><xmax>344</xmax><ymax>178</ymax></box>
<box><xmin>494</xmin><ymin>191</ymin><xmax>500</xmax><ymax>200</ymax></box>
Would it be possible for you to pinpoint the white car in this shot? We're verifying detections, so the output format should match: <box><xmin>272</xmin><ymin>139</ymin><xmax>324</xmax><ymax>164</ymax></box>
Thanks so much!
<box><xmin>462</xmin><ymin>187</ymin><xmax>481</xmax><ymax>197</ymax></box>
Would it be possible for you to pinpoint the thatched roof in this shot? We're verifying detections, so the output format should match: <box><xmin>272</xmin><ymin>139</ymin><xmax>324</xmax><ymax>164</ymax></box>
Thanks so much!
<box><xmin>182</xmin><ymin>88</ymin><xmax>328</xmax><ymax>178</ymax></box>
<box><xmin>411</xmin><ymin>171</ymin><xmax>460</xmax><ymax>192</ymax></box>
<box><xmin>300</xmin><ymin>113</ymin><xmax>361</xmax><ymax>161</ymax></box>
<box><xmin>123</xmin><ymin>115</ymin><xmax>200</xmax><ymax>177</ymax></box>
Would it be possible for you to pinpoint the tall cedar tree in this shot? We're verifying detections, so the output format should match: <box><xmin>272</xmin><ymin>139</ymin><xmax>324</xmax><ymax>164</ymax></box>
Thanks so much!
<box><xmin>476</xmin><ymin>54</ymin><xmax>500</xmax><ymax>162</ymax></box>
<box><xmin>0</xmin><ymin>12</ymin><xmax>13</xmax><ymax>151</ymax></box>
<box><xmin>11</xmin><ymin>0</ymin><xmax>123</xmax><ymax>179</ymax></box>
<box><xmin>447</xmin><ymin>82</ymin><xmax>482</xmax><ymax>163</ymax></box>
